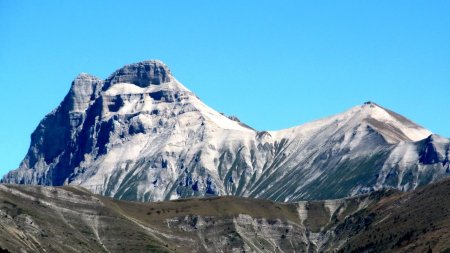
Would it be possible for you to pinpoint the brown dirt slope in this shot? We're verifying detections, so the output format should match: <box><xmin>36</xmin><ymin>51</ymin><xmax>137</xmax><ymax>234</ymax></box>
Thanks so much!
<box><xmin>0</xmin><ymin>178</ymin><xmax>450</xmax><ymax>252</ymax></box>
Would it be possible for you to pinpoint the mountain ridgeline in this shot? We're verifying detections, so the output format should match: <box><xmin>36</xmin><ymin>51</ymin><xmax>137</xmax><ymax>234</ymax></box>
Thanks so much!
<box><xmin>2</xmin><ymin>60</ymin><xmax>450</xmax><ymax>202</ymax></box>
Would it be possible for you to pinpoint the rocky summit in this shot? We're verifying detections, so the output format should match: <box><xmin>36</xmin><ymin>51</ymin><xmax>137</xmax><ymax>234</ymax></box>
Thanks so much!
<box><xmin>105</xmin><ymin>60</ymin><xmax>172</xmax><ymax>88</ymax></box>
<box><xmin>2</xmin><ymin>60</ymin><xmax>450</xmax><ymax>202</ymax></box>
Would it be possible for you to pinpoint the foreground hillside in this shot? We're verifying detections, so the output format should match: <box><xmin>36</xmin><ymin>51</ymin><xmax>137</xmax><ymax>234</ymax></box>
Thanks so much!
<box><xmin>1</xmin><ymin>178</ymin><xmax>450</xmax><ymax>252</ymax></box>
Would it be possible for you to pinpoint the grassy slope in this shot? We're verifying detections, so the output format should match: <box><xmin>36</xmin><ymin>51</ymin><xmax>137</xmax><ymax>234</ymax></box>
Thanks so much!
<box><xmin>0</xmin><ymin>177</ymin><xmax>450</xmax><ymax>252</ymax></box>
<box><xmin>336</xmin><ymin>178</ymin><xmax>450</xmax><ymax>252</ymax></box>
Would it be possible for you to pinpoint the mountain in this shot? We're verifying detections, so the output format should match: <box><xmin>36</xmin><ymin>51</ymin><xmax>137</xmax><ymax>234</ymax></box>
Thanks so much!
<box><xmin>1</xmin><ymin>178</ymin><xmax>450</xmax><ymax>252</ymax></box>
<box><xmin>2</xmin><ymin>60</ymin><xmax>449</xmax><ymax>202</ymax></box>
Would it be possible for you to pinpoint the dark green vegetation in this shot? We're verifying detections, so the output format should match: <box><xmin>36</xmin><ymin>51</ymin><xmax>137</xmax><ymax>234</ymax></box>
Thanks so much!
<box><xmin>1</xmin><ymin>178</ymin><xmax>450</xmax><ymax>252</ymax></box>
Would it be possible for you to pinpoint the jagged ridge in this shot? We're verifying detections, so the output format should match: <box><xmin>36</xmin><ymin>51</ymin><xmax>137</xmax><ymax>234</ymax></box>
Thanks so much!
<box><xmin>2</xmin><ymin>60</ymin><xmax>450</xmax><ymax>202</ymax></box>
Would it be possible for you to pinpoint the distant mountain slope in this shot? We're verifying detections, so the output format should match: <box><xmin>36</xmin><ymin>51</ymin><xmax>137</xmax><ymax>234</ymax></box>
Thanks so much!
<box><xmin>1</xmin><ymin>178</ymin><xmax>450</xmax><ymax>252</ymax></box>
<box><xmin>2</xmin><ymin>60</ymin><xmax>449</xmax><ymax>201</ymax></box>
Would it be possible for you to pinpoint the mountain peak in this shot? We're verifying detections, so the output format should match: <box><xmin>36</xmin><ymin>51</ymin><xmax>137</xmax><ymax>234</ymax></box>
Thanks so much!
<box><xmin>74</xmin><ymin>72</ymin><xmax>101</xmax><ymax>81</ymax></box>
<box><xmin>362</xmin><ymin>101</ymin><xmax>382</xmax><ymax>109</ymax></box>
<box><xmin>68</xmin><ymin>73</ymin><xmax>104</xmax><ymax>112</ymax></box>
<box><xmin>3</xmin><ymin>61</ymin><xmax>448</xmax><ymax>204</ymax></box>
<box><xmin>353</xmin><ymin>102</ymin><xmax>432</xmax><ymax>143</ymax></box>
<box><xmin>105</xmin><ymin>60</ymin><xmax>172</xmax><ymax>89</ymax></box>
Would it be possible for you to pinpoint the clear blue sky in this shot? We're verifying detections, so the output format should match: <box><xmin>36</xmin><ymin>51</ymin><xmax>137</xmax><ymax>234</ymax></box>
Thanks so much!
<box><xmin>1</xmin><ymin>1</ymin><xmax>449</xmax><ymax>176</ymax></box>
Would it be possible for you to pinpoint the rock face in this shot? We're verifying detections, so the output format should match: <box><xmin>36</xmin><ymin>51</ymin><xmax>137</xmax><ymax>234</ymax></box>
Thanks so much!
<box><xmin>2</xmin><ymin>179</ymin><xmax>450</xmax><ymax>253</ymax></box>
<box><xmin>2</xmin><ymin>60</ymin><xmax>450</xmax><ymax>201</ymax></box>
<box><xmin>105</xmin><ymin>60</ymin><xmax>172</xmax><ymax>88</ymax></box>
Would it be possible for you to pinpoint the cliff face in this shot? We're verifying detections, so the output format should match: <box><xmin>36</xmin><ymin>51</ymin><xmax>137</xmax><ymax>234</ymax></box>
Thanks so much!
<box><xmin>2</xmin><ymin>60</ymin><xmax>449</xmax><ymax>202</ymax></box>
